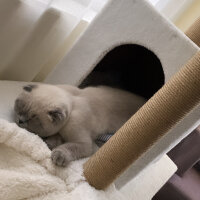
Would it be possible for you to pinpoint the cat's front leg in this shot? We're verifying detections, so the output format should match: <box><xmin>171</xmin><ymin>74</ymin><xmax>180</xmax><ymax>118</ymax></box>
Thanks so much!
<box><xmin>43</xmin><ymin>133</ymin><xmax>64</xmax><ymax>150</ymax></box>
<box><xmin>51</xmin><ymin>138</ymin><xmax>93</xmax><ymax>167</ymax></box>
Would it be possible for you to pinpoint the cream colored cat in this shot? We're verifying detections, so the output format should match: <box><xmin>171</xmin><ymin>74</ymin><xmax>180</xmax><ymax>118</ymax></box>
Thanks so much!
<box><xmin>14</xmin><ymin>84</ymin><xmax>145</xmax><ymax>167</ymax></box>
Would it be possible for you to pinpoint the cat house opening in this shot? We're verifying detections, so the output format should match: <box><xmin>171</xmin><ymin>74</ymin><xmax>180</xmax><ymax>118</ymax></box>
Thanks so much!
<box><xmin>80</xmin><ymin>44</ymin><xmax>165</xmax><ymax>99</ymax></box>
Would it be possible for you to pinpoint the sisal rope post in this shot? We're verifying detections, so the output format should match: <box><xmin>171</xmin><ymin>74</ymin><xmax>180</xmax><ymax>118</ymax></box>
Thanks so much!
<box><xmin>185</xmin><ymin>16</ymin><xmax>200</xmax><ymax>47</ymax></box>
<box><xmin>83</xmin><ymin>51</ymin><xmax>200</xmax><ymax>189</ymax></box>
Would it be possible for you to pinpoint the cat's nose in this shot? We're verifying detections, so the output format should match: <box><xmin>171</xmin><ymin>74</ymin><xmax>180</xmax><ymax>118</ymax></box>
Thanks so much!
<box><xmin>18</xmin><ymin>116</ymin><xmax>27</xmax><ymax>125</ymax></box>
<box><xmin>18</xmin><ymin>118</ymin><xmax>27</xmax><ymax>128</ymax></box>
<box><xmin>18</xmin><ymin>119</ymin><xmax>24</xmax><ymax>124</ymax></box>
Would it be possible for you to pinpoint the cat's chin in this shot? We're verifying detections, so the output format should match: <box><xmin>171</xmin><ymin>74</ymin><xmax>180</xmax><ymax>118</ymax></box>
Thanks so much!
<box><xmin>21</xmin><ymin>127</ymin><xmax>49</xmax><ymax>138</ymax></box>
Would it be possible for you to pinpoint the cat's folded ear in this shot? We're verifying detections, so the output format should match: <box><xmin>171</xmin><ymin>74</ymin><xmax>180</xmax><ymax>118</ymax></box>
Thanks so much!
<box><xmin>48</xmin><ymin>108</ymin><xmax>68</xmax><ymax>123</ymax></box>
<box><xmin>23</xmin><ymin>84</ymin><xmax>37</xmax><ymax>92</ymax></box>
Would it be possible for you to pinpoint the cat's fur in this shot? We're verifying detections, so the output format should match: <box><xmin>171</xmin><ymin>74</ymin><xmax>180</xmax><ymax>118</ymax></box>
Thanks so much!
<box><xmin>14</xmin><ymin>84</ymin><xmax>145</xmax><ymax>167</ymax></box>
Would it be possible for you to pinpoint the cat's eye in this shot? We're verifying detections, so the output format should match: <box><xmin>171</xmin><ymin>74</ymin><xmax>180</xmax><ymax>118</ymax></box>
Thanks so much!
<box><xmin>48</xmin><ymin>109</ymin><xmax>64</xmax><ymax>123</ymax></box>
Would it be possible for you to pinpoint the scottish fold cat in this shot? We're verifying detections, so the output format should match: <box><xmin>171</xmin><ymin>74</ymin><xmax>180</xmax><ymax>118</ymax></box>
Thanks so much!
<box><xmin>14</xmin><ymin>84</ymin><xmax>145</xmax><ymax>167</ymax></box>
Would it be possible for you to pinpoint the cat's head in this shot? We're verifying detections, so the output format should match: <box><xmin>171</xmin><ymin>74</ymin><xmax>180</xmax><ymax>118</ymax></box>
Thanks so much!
<box><xmin>14</xmin><ymin>84</ymin><xmax>70</xmax><ymax>137</ymax></box>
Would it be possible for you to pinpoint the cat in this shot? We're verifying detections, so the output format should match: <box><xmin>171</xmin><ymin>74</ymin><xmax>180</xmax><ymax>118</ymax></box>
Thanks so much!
<box><xmin>14</xmin><ymin>84</ymin><xmax>145</xmax><ymax>167</ymax></box>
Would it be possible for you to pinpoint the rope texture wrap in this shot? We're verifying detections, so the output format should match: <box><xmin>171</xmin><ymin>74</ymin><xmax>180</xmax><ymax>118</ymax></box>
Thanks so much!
<box><xmin>186</xmin><ymin>16</ymin><xmax>200</xmax><ymax>47</ymax></box>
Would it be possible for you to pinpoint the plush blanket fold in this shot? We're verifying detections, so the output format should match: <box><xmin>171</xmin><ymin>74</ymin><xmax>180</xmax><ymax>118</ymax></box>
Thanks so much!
<box><xmin>0</xmin><ymin>119</ymin><xmax>126</xmax><ymax>200</ymax></box>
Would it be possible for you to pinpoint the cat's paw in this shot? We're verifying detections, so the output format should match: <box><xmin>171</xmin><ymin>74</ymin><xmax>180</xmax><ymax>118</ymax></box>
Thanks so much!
<box><xmin>44</xmin><ymin>134</ymin><xmax>64</xmax><ymax>150</ymax></box>
<box><xmin>45</xmin><ymin>140</ymin><xmax>56</xmax><ymax>150</ymax></box>
<box><xmin>51</xmin><ymin>149</ymin><xmax>71</xmax><ymax>167</ymax></box>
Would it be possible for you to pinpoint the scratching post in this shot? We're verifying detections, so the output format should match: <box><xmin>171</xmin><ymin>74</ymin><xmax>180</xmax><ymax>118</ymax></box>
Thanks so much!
<box><xmin>186</xmin><ymin>16</ymin><xmax>200</xmax><ymax>47</ymax></box>
<box><xmin>83</xmin><ymin>51</ymin><xmax>200</xmax><ymax>189</ymax></box>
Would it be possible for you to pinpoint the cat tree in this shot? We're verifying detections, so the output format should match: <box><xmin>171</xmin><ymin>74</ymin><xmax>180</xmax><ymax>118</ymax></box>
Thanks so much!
<box><xmin>0</xmin><ymin>0</ymin><xmax>200</xmax><ymax>199</ymax></box>
<box><xmin>45</xmin><ymin>0</ymin><xmax>200</xmax><ymax>189</ymax></box>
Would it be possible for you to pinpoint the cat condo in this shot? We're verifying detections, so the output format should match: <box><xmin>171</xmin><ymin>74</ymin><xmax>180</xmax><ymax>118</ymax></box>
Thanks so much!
<box><xmin>0</xmin><ymin>0</ymin><xmax>200</xmax><ymax>199</ymax></box>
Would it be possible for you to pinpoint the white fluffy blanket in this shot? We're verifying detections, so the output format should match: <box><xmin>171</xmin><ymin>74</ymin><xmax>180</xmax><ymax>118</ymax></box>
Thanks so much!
<box><xmin>0</xmin><ymin>119</ymin><xmax>127</xmax><ymax>200</ymax></box>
